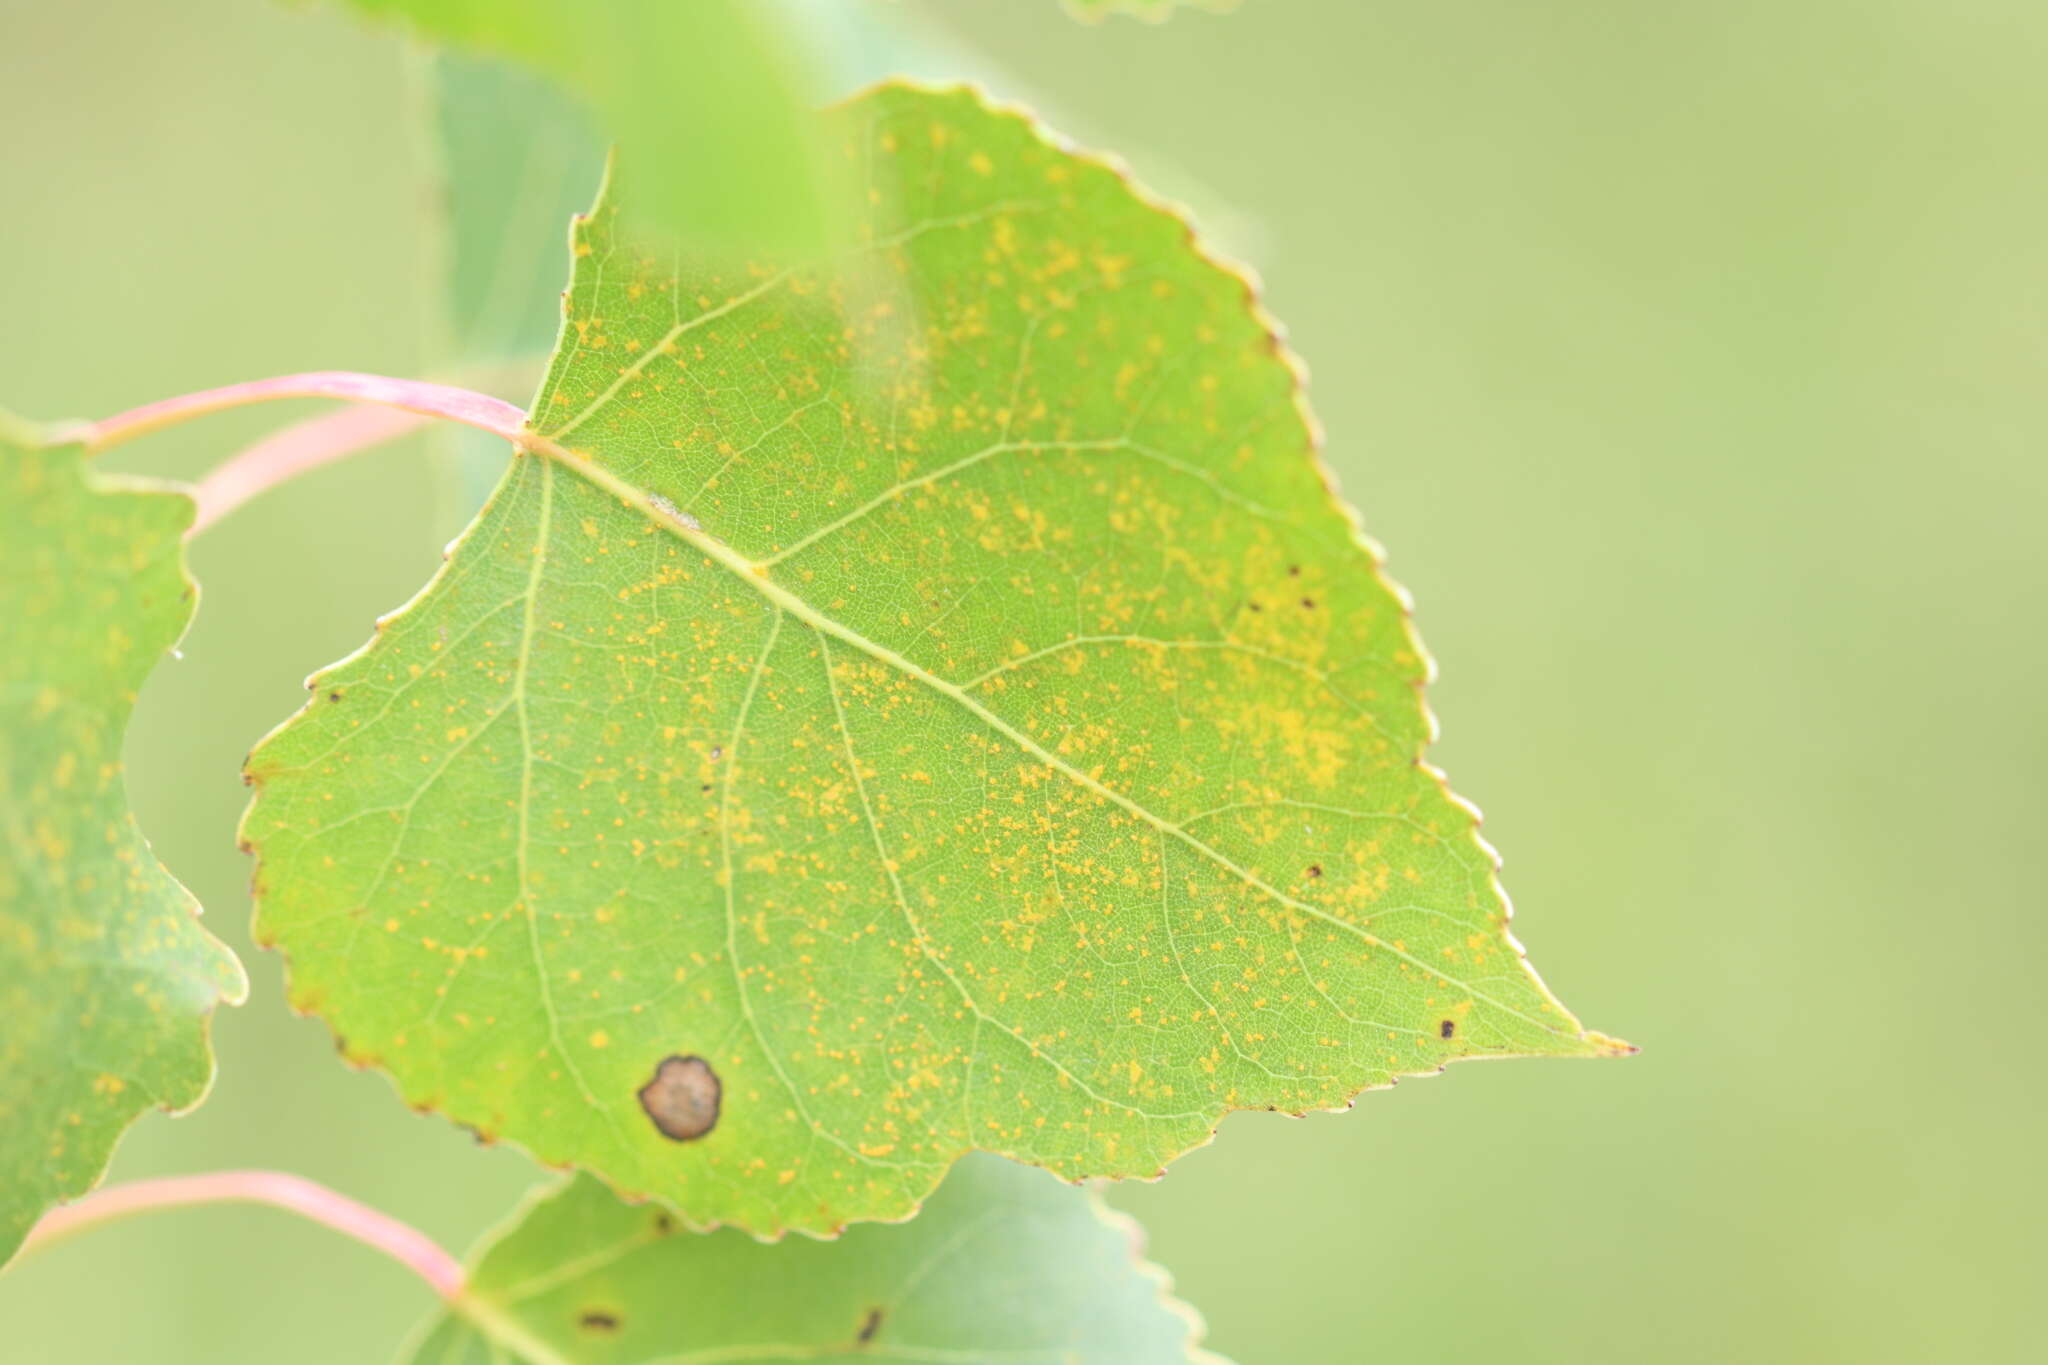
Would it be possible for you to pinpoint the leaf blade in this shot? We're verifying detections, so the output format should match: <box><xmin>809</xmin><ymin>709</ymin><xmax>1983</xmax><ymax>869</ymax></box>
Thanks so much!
<box><xmin>1063</xmin><ymin>0</ymin><xmax>1241</xmax><ymax>22</ymax></box>
<box><xmin>245</xmin><ymin>83</ymin><xmax>1618</xmax><ymax>1237</ymax></box>
<box><xmin>0</xmin><ymin>423</ymin><xmax>247</xmax><ymax>1265</ymax></box>
<box><xmin>405</xmin><ymin>1156</ymin><xmax>1223</xmax><ymax>1365</ymax></box>
<box><xmin>339</xmin><ymin>0</ymin><xmax>833</xmax><ymax>254</ymax></box>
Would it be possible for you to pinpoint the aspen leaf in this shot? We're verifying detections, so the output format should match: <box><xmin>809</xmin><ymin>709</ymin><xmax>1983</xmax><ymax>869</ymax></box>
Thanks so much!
<box><xmin>1064</xmin><ymin>0</ymin><xmax>1240</xmax><ymax>22</ymax></box>
<box><xmin>336</xmin><ymin>0</ymin><xmax>832</xmax><ymax>254</ymax></box>
<box><xmin>405</xmin><ymin>1156</ymin><xmax>1222</xmax><ymax>1364</ymax></box>
<box><xmin>0</xmin><ymin>416</ymin><xmax>246</xmax><ymax>1265</ymax></box>
<box><xmin>427</xmin><ymin>50</ymin><xmax>605</xmax><ymax>520</ymax></box>
<box><xmin>243</xmin><ymin>83</ymin><xmax>1623</xmax><ymax>1237</ymax></box>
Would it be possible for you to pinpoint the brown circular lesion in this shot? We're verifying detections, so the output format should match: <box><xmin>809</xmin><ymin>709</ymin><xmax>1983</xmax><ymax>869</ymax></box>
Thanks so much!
<box><xmin>637</xmin><ymin>1054</ymin><xmax>721</xmax><ymax>1141</ymax></box>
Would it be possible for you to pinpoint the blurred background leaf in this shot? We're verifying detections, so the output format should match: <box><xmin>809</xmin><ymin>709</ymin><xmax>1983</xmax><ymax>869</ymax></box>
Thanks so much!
<box><xmin>336</xmin><ymin>0</ymin><xmax>834</xmax><ymax>255</ymax></box>
<box><xmin>414</xmin><ymin>0</ymin><xmax>975</xmax><ymax>527</ymax></box>
<box><xmin>404</xmin><ymin>1158</ymin><xmax>1219</xmax><ymax>1364</ymax></box>
<box><xmin>420</xmin><ymin>49</ymin><xmax>601</xmax><ymax>525</ymax></box>
<box><xmin>1</xmin><ymin>0</ymin><xmax>2043</xmax><ymax>1361</ymax></box>
<box><xmin>1064</xmin><ymin>0</ymin><xmax>1241</xmax><ymax>24</ymax></box>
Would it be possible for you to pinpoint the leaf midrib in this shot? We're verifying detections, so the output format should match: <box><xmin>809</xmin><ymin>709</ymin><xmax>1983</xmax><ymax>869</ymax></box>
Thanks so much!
<box><xmin>508</xmin><ymin>432</ymin><xmax>1580</xmax><ymax>1043</ymax></box>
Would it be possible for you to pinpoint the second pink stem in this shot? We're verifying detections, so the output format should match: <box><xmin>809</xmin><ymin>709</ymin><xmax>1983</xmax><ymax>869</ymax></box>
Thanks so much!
<box><xmin>18</xmin><ymin>1170</ymin><xmax>467</xmax><ymax>1300</ymax></box>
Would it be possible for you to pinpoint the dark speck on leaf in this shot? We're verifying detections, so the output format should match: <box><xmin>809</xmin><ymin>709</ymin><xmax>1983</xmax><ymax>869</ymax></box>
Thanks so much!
<box><xmin>1300</xmin><ymin>597</ymin><xmax>1317</xmax><ymax>610</ymax></box>
<box><xmin>1288</xmin><ymin>564</ymin><xmax>1302</xmax><ymax>577</ymax></box>
<box><xmin>1306</xmin><ymin>864</ymin><xmax>1322</xmax><ymax>878</ymax></box>
<box><xmin>638</xmin><ymin>1054</ymin><xmax>721</xmax><ymax>1141</ymax></box>
<box><xmin>1440</xmin><ymin>1019</ymin><xmax>1456</xmax><ymax>1039</ymax></box>
<box><xmin>327</xmin><ymin>690</ymin><xmax>342</xmax><ymax>702</ymax></box>
<box><xmin>652</xmin><ymin>1211</ymin><xmax>675</xmax><ymax>1236</ymax></box>
<box><xmin>578</xmin><ymin>1310</ymin><xmax>621</xmax><ymax>1333</ymax></box>
<box><xmin>856</xmin><ymin>1306</ymin><xmax>884</xmax><ymax>1345</ymax></box>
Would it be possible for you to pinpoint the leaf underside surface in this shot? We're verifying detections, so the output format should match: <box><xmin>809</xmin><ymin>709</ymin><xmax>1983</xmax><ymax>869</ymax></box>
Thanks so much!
<box><xmin>407</xmin><ymin>1155</ymin><xmax>1220</xmax><ymax>1364</ymax></box>
<box><xmin>0</xmin><ymin>419</ymin><xmax>246</xmax><ymax>1264</ymax></box>
<box><xmin>244</xmin><ymin>82</ymin><xmax>1621</xmax><ymax>1236</ymax></box>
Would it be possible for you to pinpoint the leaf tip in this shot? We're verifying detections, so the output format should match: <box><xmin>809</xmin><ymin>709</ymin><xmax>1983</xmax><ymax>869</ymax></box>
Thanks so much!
<box><xmin>1582</xmin><ymin>1030</ymin><xmax>1640</xmax><ymax>1058</ymax></box>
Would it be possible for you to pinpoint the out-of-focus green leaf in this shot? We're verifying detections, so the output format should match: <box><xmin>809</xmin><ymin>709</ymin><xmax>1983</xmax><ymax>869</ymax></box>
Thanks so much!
<box><xmin>430</xmin><ymin>52</ymin><xmax>601</xmax><ymax>375</ymax></box>
<box><xmin>0</xmin><ymin>417</ymin><xmax>247</xmax><ymax>1266</ymax></box>
<box><xmin>1064</xmin><ymin>0</ymin><xmax>1240</xmax><ymax>22</ymax></box>
<box><xmin>337</xmin><ymin>0</ymin><xmax>833</xmax><ymax>254</ymax></box>
<box><xmin>243</xmin><ymin>82</ymin><xmax>1622</xmax><ymax>1238</ymax></box>
<box><xmin>405</xmin><ymin>1155</ymin><xmax>1223</xmax><ymax>1365</ymax></box>
<box><xmin>421</xmin><ymin>49</ymin><xmax>605</xmax><ymax>528</ymax></box>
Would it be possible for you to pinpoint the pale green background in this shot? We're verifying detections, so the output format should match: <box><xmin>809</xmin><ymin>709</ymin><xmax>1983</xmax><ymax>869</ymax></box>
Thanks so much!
<box><xmin>2</xmin><ymin>1</ymin><xmax>2042</xmax><ymax>1360</ymax></box>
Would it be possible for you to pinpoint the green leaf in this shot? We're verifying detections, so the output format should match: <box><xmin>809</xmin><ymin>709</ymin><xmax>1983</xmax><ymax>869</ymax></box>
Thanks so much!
<box><xmin>0</xmin><ymin>418</ymin><xmax>247</xmax><ymax>1265</ymax></box>
<box><xmin>405</xmin><ymin>1155</ymin><xmax>1221</xmax><ymax>1365</ymax></box>
<box><xmin>244</xmin><ymin>82</ymin><xmax>1623</xmax><ymax>1237</ymax></box>
<box><xmin>430</xmin><ymin>51</ymin><xmax>604</xmax><ymax>376</ymax></box>
<box><xmin>1063</xmin><ymin>0</ymin><xmax>1240</xmax><ymax>22</ymax></box>
<box><xmin>422</xmin><ymin>49</ymin><xmax>607</xmax><ymax>526</ymax></box>
<box><xmin>337</xmin><ymin>0</ymin><xmax>833</xmax><ymax>254</ymax></box>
